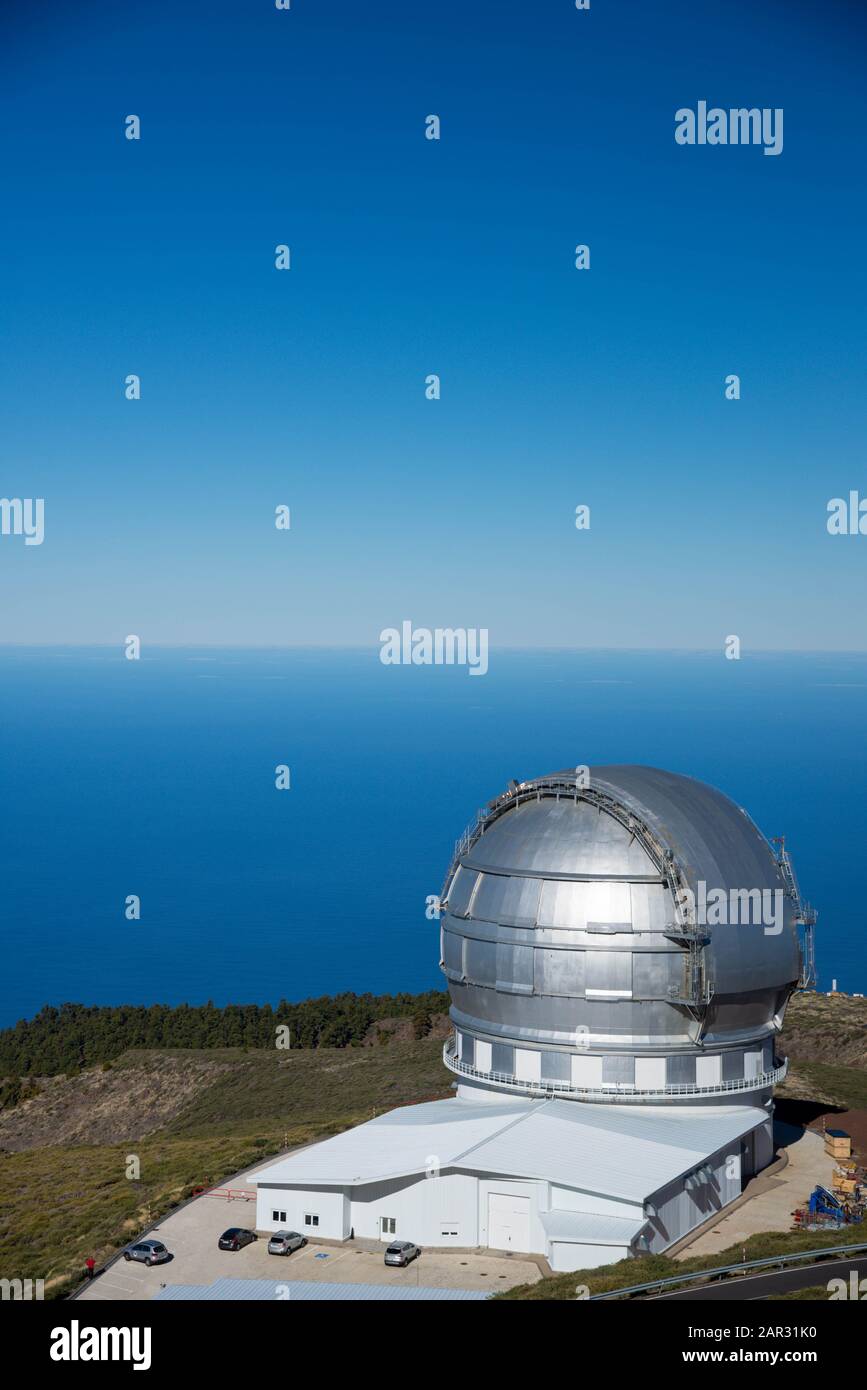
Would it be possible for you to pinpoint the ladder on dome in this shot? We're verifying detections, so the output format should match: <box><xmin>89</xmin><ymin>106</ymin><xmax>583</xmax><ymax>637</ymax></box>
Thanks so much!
<box><xmin>773</xmin><ymin>836</ymin><xmax>818</xmax><ymax>990</ymax></box>
<box><xmin>660</xmin><ymin>850</ymin><xmax>714</xmax><ymax>1020</ymax></box>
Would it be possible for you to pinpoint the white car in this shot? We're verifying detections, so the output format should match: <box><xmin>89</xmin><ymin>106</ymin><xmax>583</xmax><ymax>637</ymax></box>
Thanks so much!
<box><xmin>123</xmin><ymin>1239</ymin><xmax>170</xmax><ymax>1267</ymax></box>
<box><xmin>384</xmin><ymin>1241</ymin><xmax>421</xmax><ymax>1267</ymax></box>
<box><xmin>267</xmin><ymin>1230</ymin><xmax>307</xmax><ymax>1256</ymax></box>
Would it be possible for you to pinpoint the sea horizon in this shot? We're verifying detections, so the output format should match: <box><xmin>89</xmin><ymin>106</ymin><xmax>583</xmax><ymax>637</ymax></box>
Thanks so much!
<box><xmin>2</xmin><ymin>644</ymin><xmax>864</xmax><ymax>1028</ymax></box>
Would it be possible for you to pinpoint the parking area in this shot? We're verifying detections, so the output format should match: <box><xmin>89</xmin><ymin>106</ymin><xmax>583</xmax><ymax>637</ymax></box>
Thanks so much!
<box><xmin>78</xmin><ymin>1168</ymin><xmax>541</xmax><ymax>1301</ymax></box>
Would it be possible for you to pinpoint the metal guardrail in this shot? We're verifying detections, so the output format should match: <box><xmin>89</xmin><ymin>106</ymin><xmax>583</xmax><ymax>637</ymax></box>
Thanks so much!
<box><xmin>193</xmin><ymin>1186</ymin><xmax>256</xmax><ymax>1202</ymax></box>
<box><xmin>443</xmin><ymin>1038</ymin><xmax>788</xmax><ymax>1102</ymax></box>
<box><xmin>589</xmin><ymin>1240</ymin><xmax>867</xmax><ymax>1299</ymax></box>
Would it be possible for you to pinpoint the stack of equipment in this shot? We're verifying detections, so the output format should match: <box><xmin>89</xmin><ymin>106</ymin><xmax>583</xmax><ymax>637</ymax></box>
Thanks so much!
<box><xmin>824</xmin><ymin>1129</ymin><xmax>852</xmax><ymax>1161</ymax></box>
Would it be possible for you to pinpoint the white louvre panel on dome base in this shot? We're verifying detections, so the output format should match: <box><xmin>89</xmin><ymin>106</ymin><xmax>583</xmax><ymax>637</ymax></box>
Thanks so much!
<box><xmin>443</xmin><ymin>1036</ymin><xmax>787</xmax><ymax>1104</ymax></box>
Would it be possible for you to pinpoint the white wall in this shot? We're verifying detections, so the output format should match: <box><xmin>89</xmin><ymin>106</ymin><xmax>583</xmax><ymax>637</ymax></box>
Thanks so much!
<box><xmin>571</xmin><ymin>1054</ymin><xmax>603</xmax><ymax>1086</ymax></box>
<box><xmin>696</xmin><ymin>1054</ymin><xmax>722</xmax><ymax>1087</ymax></box>
<box><xmin>515</xmin><ymin>1048</ymin><xmax>541</xmax><ymax>1082</ymax></box>
<box><xmin>635</xmin><ymin>1056</ymin><xmax>666</xmax><ymax>1089</ymax></box>
<box><xmin>350</xmin><ymin>1171</ymin><xmax>479</xmax><ymax>1246</ymax></box>
<box><xmin>256</xmin><ymin>1184</ymin><xmax>348</xmax><ymax>1240</ymax></box>
<box><xmin>549</xmin><ymin>1185</ymin><xmax>643</xmax><ymax>1220</ymax></box>
<box><xmin>745</xmin><ymin>1049</ymin><xmax>764</xmax><ymax>1079</ymax></box>
<box><xmin>354</xmin><ymin>1172</ymin><xmax>554</xmax><ymax>1253</ymax></box>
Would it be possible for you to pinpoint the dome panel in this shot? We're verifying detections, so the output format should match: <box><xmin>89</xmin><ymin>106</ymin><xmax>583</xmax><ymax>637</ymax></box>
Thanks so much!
<box><xmin>446</xmin><ymin>865</ymin><xmax>478</xmax><ymax>917</ymax></box>
<box><xmin>471</xmin><ymin>873</ymin><xmax>542</xmax><ymax>928</ymax></box>
<box><xmin>464</xmin><ymin>797</ymin><xmax>660</xmax><ymax>878</ymax></box>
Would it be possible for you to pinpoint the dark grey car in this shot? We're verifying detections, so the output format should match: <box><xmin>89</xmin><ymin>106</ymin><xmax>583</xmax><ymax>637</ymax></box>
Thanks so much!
<box><xmin>267</xmin><ymin>1230</ymin><xmax>307</xmax><ymax>1256</ymax></box>
<box><xmin>218</xmin><ymin>1227</ymin><xmax>258</xmax><ymax>1251</ymax></box>
<box><xmin>384</xmin><ymin>1241</ymin><xmax>421</xmax><ymax>1267</ymax></box>
<box><xmin>123</xmin><ymin>1239</ymin><xmax>170</xmax><ymax>1267</ymax></box>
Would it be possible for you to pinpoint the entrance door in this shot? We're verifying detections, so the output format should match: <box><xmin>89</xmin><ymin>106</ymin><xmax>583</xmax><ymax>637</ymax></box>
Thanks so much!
<box><xmin>488</xmin><ymin>1192</ymin><xmax>530</xmax><ymax>1252</ymax></box>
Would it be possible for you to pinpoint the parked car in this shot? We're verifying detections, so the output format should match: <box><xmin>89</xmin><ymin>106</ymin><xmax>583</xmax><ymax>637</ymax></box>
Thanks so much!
<box><xmin>123</xmin><ymin>1239</ymin><xmax>170</xmax><ymax>1267</ymax></box>
<box><xmin>384</xmin><ymin>1241</ymin><xmax>421</xmax><ymax>1267</ymax></box>
<box><xmin>218</xmin><ymin>1228</ymin><xmax>258</xmax><ymax>1251</ymax></box>
<box><xmin>267</xmin><ymin>1230</ymin><xmax>307</xmax><ymax>1256</ymax></box>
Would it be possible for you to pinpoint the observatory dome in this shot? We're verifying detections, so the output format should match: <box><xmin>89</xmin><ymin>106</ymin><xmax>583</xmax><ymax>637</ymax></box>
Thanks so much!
<box><xmin>440</xmin><ymin>766</ymin><xmax>805</xmax><ymax>1106</ymax></box>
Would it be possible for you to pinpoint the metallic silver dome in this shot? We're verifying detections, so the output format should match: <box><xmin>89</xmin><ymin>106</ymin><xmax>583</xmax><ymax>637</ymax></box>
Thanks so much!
<box><xmin>440</xmin><ymin>766</ymin><xmax>807</xmax><ymax>1105</ymax></box>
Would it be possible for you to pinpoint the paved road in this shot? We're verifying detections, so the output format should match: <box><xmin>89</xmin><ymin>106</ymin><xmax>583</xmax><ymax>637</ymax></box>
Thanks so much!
<box><xmin>649</xmin><ymin>1255</ymin><xmax>867</xmax><ymax>1300</ymax></box>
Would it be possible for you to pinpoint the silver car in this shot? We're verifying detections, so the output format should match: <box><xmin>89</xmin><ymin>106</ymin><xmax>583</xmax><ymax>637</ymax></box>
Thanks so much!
<box><xmin>267</xmin><ymin>1230</ymin><xmax>307</xmax><ymax>1256</ymax></box>
<box><xmin>123</xmin><ymin>1239</ymin><xmax>170</xmax><ymax>1267</ymax></box>
<box><xmin>384</xmin><ymin>1241</ymin><xmax>421</xmax><ymax>1267</ymax></box>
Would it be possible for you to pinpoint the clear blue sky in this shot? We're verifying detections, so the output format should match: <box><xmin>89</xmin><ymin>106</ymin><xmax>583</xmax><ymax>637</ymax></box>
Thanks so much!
<box><xmin>2</xmin><ymin>0</ymin><xmax>865</xmax><ymax>649</ymax></box>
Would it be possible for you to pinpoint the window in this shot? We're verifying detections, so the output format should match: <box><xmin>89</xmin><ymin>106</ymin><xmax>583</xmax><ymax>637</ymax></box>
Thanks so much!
<box><xmin>441</xmin><ymin>1227</ymin><xmax>458</xmax><ymax>1238</ymax></box>
<box><xmin>304</xmin><ymin>1213</ymin><xmax>319</xmax><ymax>1228</ymax></box>
<box><xmin>272</xmin><ymin>1209</ymin><xmax>287</xmax><ymax>1223</ymax></box>
<box><xmin>380</xmin><ymin>1216</ymin><xmax>396</xmax><ymax>1235</ymax></box>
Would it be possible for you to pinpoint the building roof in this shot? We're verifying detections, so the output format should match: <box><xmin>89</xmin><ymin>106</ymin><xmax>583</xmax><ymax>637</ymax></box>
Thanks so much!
<box><xmin>253</xmin><ymin>1096</ymin><xmax>767</xmax><ymax>1203</ymax></box>
<box><xmin>539</xmin><ymin>1209</ymin><xmax>648</xmax><ymax>1246</ymax></box>
<box><xmin>153</xmin><ymin>1278</ymin><xmax>489</xmax><ymax>1301</ymax></box>
<box><xmin>255</xmin><ymin>1097</ymin><xmax>531</xmax><ymax>1186</ymax></box>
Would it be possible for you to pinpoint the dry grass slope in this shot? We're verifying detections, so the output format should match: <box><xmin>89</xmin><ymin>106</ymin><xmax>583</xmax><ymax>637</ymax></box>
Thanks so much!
<box><xmin>0</xmin><ymin>1038</ymin><xmax>452</xmax><ymax>1296</ymax></box>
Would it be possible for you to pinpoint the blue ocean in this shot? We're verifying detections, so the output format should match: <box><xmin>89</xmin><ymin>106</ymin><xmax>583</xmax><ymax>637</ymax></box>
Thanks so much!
<box><xmin>1</xmin><ymin>646</ymin><xmax>865</xmax><ymax>1028</ymax></box>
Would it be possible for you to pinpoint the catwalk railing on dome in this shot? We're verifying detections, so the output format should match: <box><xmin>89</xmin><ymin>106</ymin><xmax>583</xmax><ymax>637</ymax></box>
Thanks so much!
<box><xmin>442</xmin><ymin>1037</ymin><xmax>787</xmax><ymax>1102</ymax></box>
<box><xmin>441</xmin><ymin>777</ymin><xmax>685</xmax><ymax>905</ymax></box>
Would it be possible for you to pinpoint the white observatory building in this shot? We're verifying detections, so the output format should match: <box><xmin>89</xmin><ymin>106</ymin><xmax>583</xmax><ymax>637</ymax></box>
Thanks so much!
<box><xmin>253</xmin><ymin>767</ymin><xmax>812</xmax><ymax>1271</ymax></box>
